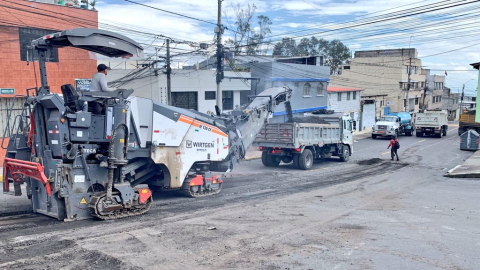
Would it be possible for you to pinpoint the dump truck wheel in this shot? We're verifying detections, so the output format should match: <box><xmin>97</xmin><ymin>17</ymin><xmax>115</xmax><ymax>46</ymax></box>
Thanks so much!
<box><xmin>298</xmin><ymin>149</ymin><xmax>313</xmax><ymax>170</ymax></box>
<box><xmin>293</xmin><ymin>154</ymin><xmax>300</xmax><ymax>169</ymax></box>
<box><xmin>281</xmin><ymin>156</ymin><xmax>293</xmax><ymax>163</ymax></box>
<box><xmin>268</xmin><ymin>155</ymin><xmax>281</xmax><ymax>167</ymax></box>
<box><xmin>371</xmin><ymin>134</ymin><xmax>377</xmax><ymax>139</ymax></box>
<box><xmin>261</xmin><ymin>151</ymin><xmax>270</xmax><ymax>167</ymax></box>
<box><xmin>442</xmin><ymin>126</ymin><xmax>447</xmax><ymax>136</ymax></box>
<box><xmin>340</xmin><ymin>146</ymin><xmax>350</xmax><ymax>162</ymax></box>
<box><xmin>416</xmin><ymin>132</ymin><xmax>423</xmax><ymax>137</ymax></box>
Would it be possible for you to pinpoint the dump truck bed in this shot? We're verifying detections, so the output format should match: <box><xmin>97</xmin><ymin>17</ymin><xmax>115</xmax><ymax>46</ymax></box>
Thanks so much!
<box><xmin>253</xmin><ymin>122</ymin><xmax>343</xmax><ymax>149</ymax></box>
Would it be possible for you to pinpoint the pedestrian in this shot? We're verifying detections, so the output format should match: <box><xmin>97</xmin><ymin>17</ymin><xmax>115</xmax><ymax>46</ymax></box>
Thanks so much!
<box><xmin>387</xmin><ymin>137</ymin><xmax>400</xmax><ymax>161</ymax></box>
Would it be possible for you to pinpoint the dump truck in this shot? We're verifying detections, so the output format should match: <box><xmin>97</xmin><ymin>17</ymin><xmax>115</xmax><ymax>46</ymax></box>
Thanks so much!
<box><xmin>414</xmin><ymin>110</ymin><xmax>448</xmax><ymax>138</ymax></box>
<box><xmin>371</xmin><ymin>112</ymin><xmax>413</xmax><ymax>139</ymax></box>
<box><xmin>458</xmin><ymin>110</ymin><xmax>480</xmax><ymax>135</ymax></box>
<box><xmin>253</xmin><ymin>115</ymin><xmax>353</xmax><ymax>170</ymax></box>
<box><xmin>1</xmin><ymin>28</ymin><xmax>291</xmax><ymax>221</ymax></box>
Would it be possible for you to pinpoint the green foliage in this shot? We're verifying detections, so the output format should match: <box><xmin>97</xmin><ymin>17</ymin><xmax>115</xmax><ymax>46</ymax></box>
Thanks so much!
<box><xmin>224</xmin><ymin>3</ymin><xmax>272</xmax><ymax>55</ymax></box>
<box><xmin>273</xmin><ymin>37</ymin><xmax>351</xmax><ymax>74</ymax></box>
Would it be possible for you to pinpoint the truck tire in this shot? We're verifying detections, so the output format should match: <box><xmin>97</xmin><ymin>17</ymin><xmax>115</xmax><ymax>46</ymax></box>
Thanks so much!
<box><xmin>436</xmin><ymin>132</ymin><xmax>442</xmax><ymax>138</ymax></box>
<box><xmin>442</xmin><ymin>126</ymin><xmax>447</xmax><ymax>136</ymax></box>
<box><xmin>416</xmin><ymin>132</ymin><xmax>423</xmax><ymax>137</ymax></box>
<box><xmin>297</xmin><ymin>149</ymin><xmax>313</xmax><ymax>170</ymax></box>
<box><xmin>340</xmin><ymin>146</ymin><xmax>350</xmax><ymax>162</ymax></box>
<box><xmin>405</xmin><ymin>130</ymin><xmax>412</xmax><ymax>136</ymax></box>
<box><xmin>261</xmin><ymin>151</ymin><xmax>270</xmax><ymax>167</ymax></box>
<box><xmin>268</xmin><ymin>155</ymin><xmax>281</xmax><ymax>167</ymax></box>
<box><xmin>281</xmin><ymin>156</ymin><xmax>293</xmax><ymax>163</ymax></box>
<box><xmin>293</xmin><ymin>154</ymin><xmax>300</xmax><ymax>169</ymax></box>
<box><xmin>371</xmin><ymin>134</ymin><xmax>377</xmax><ymax>139</ymax></box>
<box><xmin>458</xmin><ymin>127</ymin><xmax>465</xmax><ymax>136</ymax></box>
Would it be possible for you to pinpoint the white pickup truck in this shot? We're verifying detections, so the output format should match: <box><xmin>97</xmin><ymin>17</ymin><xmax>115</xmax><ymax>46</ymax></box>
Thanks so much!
<box><xmin>415</xmin><ymin>110</ymin><xmax>448</xmax><ymax>138</ymax></box>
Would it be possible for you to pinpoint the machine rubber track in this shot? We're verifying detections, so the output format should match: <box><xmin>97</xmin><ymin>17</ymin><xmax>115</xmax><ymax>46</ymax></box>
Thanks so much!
<box><xmin>88</xmin><ymin>192</ymin><xmax>153</xmax><ymax>220</ymax></box>
<box><xmin>181</xmin><ymin>177</ymin><xmax>223</xmax><ymax>198</ymax></box>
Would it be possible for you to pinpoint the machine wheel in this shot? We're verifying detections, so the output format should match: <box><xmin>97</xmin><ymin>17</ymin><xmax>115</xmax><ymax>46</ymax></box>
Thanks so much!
<box><xmin>436</xmin><ymin>132</ymin><xmax>442</xmax><ymax>138</ymax></box>
<box><xmin>442</xmin><ymin>126</ymin><xmax>447</xmax><ymax>136</ymax></box>
<box><xmin>405</xmin><ymin>130</ymin><xmax>412</xmax><ymax>136</ymax></box>
<box><xmin>281</xmin><ymin>156</ymin><xmax>293</xmax><ymax>163</ymax></box>
<box><xmin>458</xmin><ymin>127</ymin><xmax>465</xmax><ymax>136</ymax></box>
<box><xmin>340</xmin><ymin>146</ymin><xmax>350</xmax><ymax>162</ymax></box>
<box><xmin>261</xmin><ymin>151</ymin><xmax>270</xmax><ymax>167</ymax></box>
<box><xmin>297</xmin><ymin>149</ymin><xmax>313</xmax><ymax>170</ymax></box>
<box><xmin>293</xmin><ymin>154</ymin><xmax>301</xmax><ymax>169</ymax></box>
<box><xmin>371</xmin><ymin>134</ymin><xmax>377</xmax><ymax>139</ymax></box>
<box><xmin>268</xmin><ymin>155</ymin><xmax>281</xmax><ymax>167</ymax></box>
<box><xmin>416</xmin><ymin>132</ymin><xmax>423</xmax><ymax>137</ymax></box>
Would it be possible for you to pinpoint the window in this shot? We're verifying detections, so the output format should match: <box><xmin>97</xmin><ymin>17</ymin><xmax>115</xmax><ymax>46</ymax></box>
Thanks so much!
<box><xmin>337</xmin><ymin>92</ymin><xmax>342</xmax><ymax>101</ymax></box>
<box><xmin>303</xmin><ymin>82</ymin><xmax>311</xmax><ymax>97</ymax></box>
<box><xmin>222</xmin><ymin>91</ymin><xmax>234</xmax><ymax>110</ymax></box>
<box><xmin>316</xmin><ymin>82</ymin><xmax>324</xmax><ymax>96</ymax></box>
<box><xmin>353</xmin><ymin>91</ymin><xmax>357</xmax><ymax>100</ymax></box>
<box><xmin>19</xmin><ymin>27</ymin><xmax>59</xmax><ymax>62</ymax></box>
<box><xmin>414</xmin><ymin>66</ymin><xmax>418</xmax><ymax>74</ymax></box>
<box><xmin>205</xmin><ymin>91</ymin><xmax>216</xmax><ymax>100</ymax></box>
<box><xmin>415</xmin><ymin>98</ymin><xmax>418</xmax><ymax>105</ymax></box>
<box><xmin>347</xmin><ymin>92</ymin><xmax>351</xmax><ymax>100</ymax></box>
<box><xmin>399</xmin><ymin>82</ymin><xmax>403</xmax><ymax>89</ymax></box>
<box><xmin>172</xmin><ymin>92</ymin><xmax>198</xmax><ymax>110</ymax></box>
<box><xmin>421</xmin><ymin>82</ymin><xmax>424</xmax><ymax>88</ymax></box>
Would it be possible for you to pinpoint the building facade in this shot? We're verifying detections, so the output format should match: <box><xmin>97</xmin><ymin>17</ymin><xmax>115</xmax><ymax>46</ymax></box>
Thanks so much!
<box><xmin>330</xmin><ymin>48</ymin><xmax>445</xmax><ymax>117</ymax></box>
<box><xmin>0</xmin><ymin>0</ymin><xmax>97</xmax><ymax>161</ymax></box>
<box><xmin>107</xmin><ymin>69</ymin><xmax>251</xmax><ymax>114</ymax></box>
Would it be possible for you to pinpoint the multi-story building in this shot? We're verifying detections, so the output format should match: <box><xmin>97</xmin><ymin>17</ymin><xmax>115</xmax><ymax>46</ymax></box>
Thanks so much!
<box><xmin>331</xmin><ymin>48</ymin><xmax>445</xmax><ymax>117</ymax></box>
<box><xmin>0</xmin><ymin>0</ymin><xmax>97</xmax><ymax>162</ymax></box>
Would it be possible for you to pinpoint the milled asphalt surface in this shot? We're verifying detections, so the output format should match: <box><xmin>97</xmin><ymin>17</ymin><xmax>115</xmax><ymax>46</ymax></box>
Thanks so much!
<box><xmin>0</xmin><ymin>122</ymin><xmax>478</xmax><ymax>269</ymax></box>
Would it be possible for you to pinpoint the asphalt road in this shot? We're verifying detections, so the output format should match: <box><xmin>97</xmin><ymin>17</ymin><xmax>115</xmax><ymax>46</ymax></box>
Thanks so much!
<box><xmin>0</xmin><ymin>122</ymin><xmax>478</xmax><ymax>269</ymax></box>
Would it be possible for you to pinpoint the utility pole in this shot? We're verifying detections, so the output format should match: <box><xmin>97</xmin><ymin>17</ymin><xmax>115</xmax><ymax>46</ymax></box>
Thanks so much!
<box><xmin>166</xmin><ymin>38</ymin><xmax>172</xmax><ymax>105</ymax></box>
<box><xmin>405</xmin><ymin>57</ymin><xmax>412</xmax><ymax>112</ymax></box>
<box><xmin>215</xmin><ymin>0</ymin><xmax>224</xmax><ymax>114</ymax></box>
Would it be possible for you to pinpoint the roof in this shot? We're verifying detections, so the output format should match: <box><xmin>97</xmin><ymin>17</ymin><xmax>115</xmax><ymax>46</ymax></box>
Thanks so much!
<box><xmin>471</xmin><ymin>62</ymin><xmax>480</xmax><ymax>70</ymax></box>
<box><xmin>327</xmin><ymin>87</ymin><xmax>363</xmax><ymax>92</ymax></box>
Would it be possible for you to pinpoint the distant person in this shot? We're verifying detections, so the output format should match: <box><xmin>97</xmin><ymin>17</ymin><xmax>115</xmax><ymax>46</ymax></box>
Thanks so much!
<box><xmin>387</xmin><ymin>137</ymin><xmax>400</xmax><ymax>161</ymax></box>
<box><xmin>89</xmin><ymin>64</ymin><xmax>116</xmax><ymax>114</ymax></box>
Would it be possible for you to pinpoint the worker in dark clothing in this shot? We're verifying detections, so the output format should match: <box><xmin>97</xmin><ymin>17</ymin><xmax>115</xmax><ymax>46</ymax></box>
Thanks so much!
<box><xmin>387</xmin><ymin>138</ymin><xmax>400</xmax><ymax>161</ymax></box>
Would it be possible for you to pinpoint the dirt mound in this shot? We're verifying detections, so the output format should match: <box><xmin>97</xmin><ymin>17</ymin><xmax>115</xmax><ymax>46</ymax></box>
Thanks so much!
<box><xmin>357</xmin><ymin>158</ymin><xmax>383</xmax><ymax>165</ymax></box>
<box><xmin>292</xmin><ymin>116</ymin><xmax>329</xmax><ymax>124</ymax></box>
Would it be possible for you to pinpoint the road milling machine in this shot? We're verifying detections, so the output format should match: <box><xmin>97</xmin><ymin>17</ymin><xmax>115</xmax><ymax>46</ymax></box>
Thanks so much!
<box><xmin>2</xmin><ymin>28</ymin><xmax>290</xmax><ymax>221</ymax></box>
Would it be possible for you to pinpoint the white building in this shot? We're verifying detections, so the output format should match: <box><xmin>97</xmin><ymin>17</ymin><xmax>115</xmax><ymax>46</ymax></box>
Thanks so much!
<box><xmin>106</xmin><ymin>69</ymin><xmax>251</xmax><ymax>114</ymax></box>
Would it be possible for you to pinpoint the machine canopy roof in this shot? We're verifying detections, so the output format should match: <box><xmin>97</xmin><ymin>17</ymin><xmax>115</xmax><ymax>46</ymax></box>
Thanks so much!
<box><xmin>32</xmin><ymin>28</ymin><xmax>143</xmax><ymax>58</ymax></box>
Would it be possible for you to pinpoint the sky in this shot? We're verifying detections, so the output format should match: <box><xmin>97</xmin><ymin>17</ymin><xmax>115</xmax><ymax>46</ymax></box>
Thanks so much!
<box><xmin>95</xmin><ymin>0</ymin><xmax>480</xmax><ymax>96</ymax></box>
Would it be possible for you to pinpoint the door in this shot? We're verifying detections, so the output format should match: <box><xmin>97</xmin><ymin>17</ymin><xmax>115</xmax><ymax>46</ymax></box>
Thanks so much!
<box><xmin>342</xmin><ymin>116</ymin><xmax>353</xmax><ymax>145</ymax></box>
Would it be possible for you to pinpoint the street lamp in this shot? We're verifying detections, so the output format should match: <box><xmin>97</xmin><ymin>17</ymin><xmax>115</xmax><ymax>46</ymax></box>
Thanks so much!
<box><xmin>461</xmin><ymin>79</ymin><xmax>475</xmax><ymax>111</ymax></box>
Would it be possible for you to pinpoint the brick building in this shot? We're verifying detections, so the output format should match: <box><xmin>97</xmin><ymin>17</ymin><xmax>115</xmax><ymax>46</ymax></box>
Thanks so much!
<box><xmin>0</xmin><ymin>0</ymin><xmax>98</xmax><ymax>161</ymax></box>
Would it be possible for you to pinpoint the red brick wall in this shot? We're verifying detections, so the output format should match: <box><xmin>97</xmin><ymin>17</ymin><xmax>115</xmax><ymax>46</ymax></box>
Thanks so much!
<box><xmin>0</xmin><ymin>0</ymin><xmax>98</xmax><ymax>164</ymax></box>
<box><xmin>0</xmin><ymin>0</ymin><xmax>98</xmax><ymax>96</ymax></box>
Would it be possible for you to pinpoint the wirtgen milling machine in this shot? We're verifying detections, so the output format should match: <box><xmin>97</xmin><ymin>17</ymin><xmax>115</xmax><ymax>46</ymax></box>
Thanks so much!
<box><xmin>2</xmin><ymin>28</ymin><xmax>290</xmax><ymax>221</ymax></box>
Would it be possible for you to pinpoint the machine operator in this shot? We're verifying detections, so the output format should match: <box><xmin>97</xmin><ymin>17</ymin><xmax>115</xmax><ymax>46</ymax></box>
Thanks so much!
<box><xmin>89</xmin><ymin>64</ymin><xmax>116</xmax><ymax>113</ymax></box>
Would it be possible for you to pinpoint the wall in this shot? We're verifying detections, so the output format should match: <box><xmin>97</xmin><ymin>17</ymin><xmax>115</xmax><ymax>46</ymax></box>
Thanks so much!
<box><xmin>0</xmin><ymin>0</ymin><xmax>98</xmax><ymax>163</ymax></box>
<box><xmin>330</xmin><ymin>48</ymin><xmax>428</xmax><ymax>114</ymax></box>
<box><xmin>107</xmin><ymin>69</ymin><xmax>250</xmax><ymax>114</ymax></box>
<box><xmin>327</xmin><ymin>91</ymin><xmax>361</xmax><ymax>114</ymax></box>
<box><xmin>0</xmin><ymin>0</ymin><xmax>98</xmax><ymax>97</ymax></box>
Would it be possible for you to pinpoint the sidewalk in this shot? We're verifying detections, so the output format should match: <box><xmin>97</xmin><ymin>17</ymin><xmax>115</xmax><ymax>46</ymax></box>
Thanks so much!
<box><xmin>445</xmin><ymin>150</ymin><xmax>480</xmax><ymax>178</ymax></box>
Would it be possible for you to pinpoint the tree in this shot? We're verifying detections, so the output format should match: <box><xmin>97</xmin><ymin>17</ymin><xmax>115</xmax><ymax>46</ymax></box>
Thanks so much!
<box><xmin>273</xmin><ymin>37</ymin><xmax>351</xmax><ymax>74</ymax></box>
<box><xmin>224</xmin><ymin>3</ymin><xmax>272</xmax><ymax>55</ymax></box>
